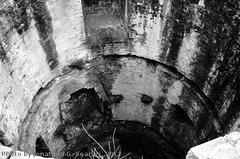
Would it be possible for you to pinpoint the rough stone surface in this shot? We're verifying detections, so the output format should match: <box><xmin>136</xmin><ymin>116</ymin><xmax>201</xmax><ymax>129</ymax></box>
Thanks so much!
<box><xmin>186</xmin><ymin>132</ymin><xmax>240</xmax><ymax>159</ymax></box>
<box><xmin>0</xmin><ymin>0</ymin><xmax>88</xmax><ymax>156</ymax></box>
<box><xmin>0</xmin><ymin>0</ymin><xmax>239</xmax><ymax>158</ymax></box>
<box><xmin>0</xmin><ymin>145</ymin><xmax>13</xmax><ymax>159</ymax></box>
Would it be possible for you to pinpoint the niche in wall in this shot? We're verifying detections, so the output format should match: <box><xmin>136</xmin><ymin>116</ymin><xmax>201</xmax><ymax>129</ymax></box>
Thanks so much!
<box><xmin>82</xmin><ymin>0</ymin><xmax>129</xmax><ymax>46</ymax></box>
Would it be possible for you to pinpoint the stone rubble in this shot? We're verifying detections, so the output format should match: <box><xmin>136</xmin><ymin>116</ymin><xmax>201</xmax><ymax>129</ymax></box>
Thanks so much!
<box><xmin>186</xmin><ymin>132</ymin><xmax>240</xmax><ymax>159</ymax></box>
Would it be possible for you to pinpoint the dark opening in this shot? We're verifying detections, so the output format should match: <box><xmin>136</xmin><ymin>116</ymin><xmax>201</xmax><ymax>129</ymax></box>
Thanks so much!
<box><xmin>35</xmin><ymin>136</ymin><xmax>52</xmax><ymax>158</ymax></box>
<box><xmin>65</xmin><ymin>88</ymin><xmax>103</xmax><ymax>126</ymax></box>
<box><xmin>172</xmin><ymin>104</ymin><xmax>194</xmax><ymax>125</ymax></box>
<box><xmin>63</xmin><ymin>121</ymin><xmax>182</xmax><ymax>159</ymax></box>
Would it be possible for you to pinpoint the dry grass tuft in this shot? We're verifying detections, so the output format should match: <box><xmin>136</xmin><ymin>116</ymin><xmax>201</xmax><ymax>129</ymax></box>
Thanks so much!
<box><xmin>81</xmin><ymin>123</ymin><xmax>131</xmax><ymax>159</ymax></box>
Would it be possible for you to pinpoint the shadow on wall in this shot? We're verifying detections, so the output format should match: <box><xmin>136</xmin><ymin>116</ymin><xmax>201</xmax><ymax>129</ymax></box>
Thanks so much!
<box><xmin>35</xmin><ymin>136</ymin><xmax>52</xmax><ymax>158</ymax></box>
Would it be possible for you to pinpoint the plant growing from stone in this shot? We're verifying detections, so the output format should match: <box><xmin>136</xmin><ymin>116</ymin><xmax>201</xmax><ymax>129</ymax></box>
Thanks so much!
<box><xmin>81</xmin><ymin>123</ymin><xmax>131</xmax><ymax>159</ymax></box>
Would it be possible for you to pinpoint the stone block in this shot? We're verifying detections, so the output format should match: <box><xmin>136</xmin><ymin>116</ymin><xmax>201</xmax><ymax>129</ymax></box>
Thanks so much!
<box><xmin>186</xmin><ymin>132</ymin><xmax>240</xmax><ymax>159</ymax></box>
<box><xmin>0</xmin><ymin>145</ymin><xmax>13</xmax><ymax>159</ymax></box>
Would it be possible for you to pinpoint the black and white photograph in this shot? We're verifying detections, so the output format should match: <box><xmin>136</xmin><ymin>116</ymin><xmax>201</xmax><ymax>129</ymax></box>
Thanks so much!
<box><xmin>0</xmin><ymin>0</ymin><xmax>239</xmax><ymax>158</ymax></box>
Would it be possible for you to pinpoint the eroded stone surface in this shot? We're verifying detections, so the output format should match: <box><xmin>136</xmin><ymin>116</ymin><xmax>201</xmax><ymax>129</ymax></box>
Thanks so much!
<box><xmin>0</xmin><ymin>145</ymin><xmax>13</xmax><ymax>159</ymax></box>
<box><xmin>0</xmin><ymin>0</ymin><xmax>239</xmax><ymax>159</ymax></box>
<box><xmin>186</xmin><ymin>132</ymin><xmax>240</xmax><ymax>159</ymax></box>
<box><xmin>0</xmin><ymin>0</ymin><xmax>88</xmax><ymax>156</ymax></box>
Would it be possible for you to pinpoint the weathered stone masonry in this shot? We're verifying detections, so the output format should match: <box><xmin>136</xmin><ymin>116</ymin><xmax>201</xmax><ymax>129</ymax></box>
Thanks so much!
<box><xmin>0</xmin><ymin>0</ymin><xmax>239</xmax><ymax>159</ymax></box>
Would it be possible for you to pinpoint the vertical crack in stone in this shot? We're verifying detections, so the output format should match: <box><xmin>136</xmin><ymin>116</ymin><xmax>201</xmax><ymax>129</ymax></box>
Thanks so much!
<box><xmin>0</xmin><ymin>43</ymin><xmax>8</xmax><ymax>62</ymax></box>
<box><xmin>223</xmin><ymin>74</ymin><xmax>240</xmax><ymax>130</ymax></box>
<box><xmin>162</xmin><ymin>0</ymin><xmax>197</xmax><ymax>65</ymax></box>
<box><xmin>165</xmin><ymin>0</ymin><xmax>184</xmax><ymax>64</ymax></box>
<box><xmin>30</xmin><ymin>0</ymin><xmax>59</xmax><ymax>70</ymax></box>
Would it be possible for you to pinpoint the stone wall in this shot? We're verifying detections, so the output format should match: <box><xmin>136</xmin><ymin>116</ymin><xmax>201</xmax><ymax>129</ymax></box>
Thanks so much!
<box><xmin>187</xmin><ymin>132</ymin><xmax>240</xmax><ymax>159</ymax></box>
<box><xmin>0</xmin><ymin>0</ymin><xmax>89</xmax><ymax>157</ymax></box>
<box><xmin>0</xmin><ymin>0</ymin><xmax>239</xmax><ymax>158</ymax></box>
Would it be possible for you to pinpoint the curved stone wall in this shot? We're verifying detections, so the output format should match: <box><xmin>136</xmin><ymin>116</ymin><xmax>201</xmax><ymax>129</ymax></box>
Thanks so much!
<box><xmin>0</xmin><ymin>0</ymin><xmax>239</xmax><ymax>158</ymax></box>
